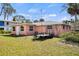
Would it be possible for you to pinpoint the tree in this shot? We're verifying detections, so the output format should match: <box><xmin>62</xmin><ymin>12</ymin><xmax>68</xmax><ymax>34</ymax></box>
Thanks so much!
<box><xmin>63</xmin><ymin>20</ymin><xmax>68</xmax><ymax>24</ymax></box>
<box><xmin>70</xmin><ymin>19</ymin><xmax>74</xmax><ymax>23</ymax></box>
<box><xmin>25</xmin><ymin>19</ymin><xmax>32</xmax><ymax>23</ymax></box>
<box><xmin>62</xmin><ymin>3</ymin><xmax>79</xmax><ymax>30</ymax></box>
<box><xmin>13</xmin><ymin>15</ymin><xmax>26</xmax><ymax>23</ymax></box>
<box><xmin>34</xmin><ymin>20</ymin><xmax>38</xmax><ymax>23</ymax></box>
<box><xmin>0</xmin><ymin>3</ymin><xmax>16</xmax><ymax>20</ymax></box>
<box><xmin>63</xmin><ymin>19</ymin><xmax>74</xmax><ymax>24</ymax></box>
<box><xmin>67</xmin><ymin>3</ymin><xmax>79</xmax><ymax>22</ymax></box>
<box><xmin>39</xmin><ymin>18</ymin><xmax>45</xmax><ymax>22</ymax></box>
<box><xmin>66</xmin><ymin>3</ymin><xmax>79</xmax><ymax>30</ymax></box>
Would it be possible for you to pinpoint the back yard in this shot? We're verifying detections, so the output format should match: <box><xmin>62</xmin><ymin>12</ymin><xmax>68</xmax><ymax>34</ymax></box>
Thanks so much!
<box><xmin>0</xmin><ymin>35</ymin><xmax>79</xmax><ymax>56</ymax></box>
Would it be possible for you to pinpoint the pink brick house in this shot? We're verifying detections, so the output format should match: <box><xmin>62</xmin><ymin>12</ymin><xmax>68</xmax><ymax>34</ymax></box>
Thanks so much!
<box><xmin>11</xmin><ymin>21</ymin><xmax>71</xmax><ymax>36</ymax></box>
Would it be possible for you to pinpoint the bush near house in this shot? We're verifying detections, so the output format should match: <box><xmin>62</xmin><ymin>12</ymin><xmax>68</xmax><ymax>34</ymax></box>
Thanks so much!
<box><xmin>60</xmin><ymin>31</ymin><xmax>79</xmax><ymax>43</ymax></box>
<box><xmin>0</xmin><ymin>30</ymin><xmax>11</xmax><ymax>34</ymax></box>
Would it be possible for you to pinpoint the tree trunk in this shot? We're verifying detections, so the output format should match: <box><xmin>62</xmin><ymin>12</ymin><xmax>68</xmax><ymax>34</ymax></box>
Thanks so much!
<box><xmin>4</xmin><ymin>14</ymin><xmax>6</xmax><ymax>20</ymax></box>
<box><xmin>75</xmin><ymin>13</ymin><xmax>78</xmax><ymax>22</ymax></box>
<box><xmin>74</xmin><ymin>13</ymin><xmax>78</xmax><ymax>31</ymax></box>
<box><xmin>4</xmin><ymin>12</ymin><xmax>7</xmax><ymax>20</ymax></box>
<box><xmin>7</xmin><ymin>15</ymin><xmax>9</xmax><ymax>20</ymax></box>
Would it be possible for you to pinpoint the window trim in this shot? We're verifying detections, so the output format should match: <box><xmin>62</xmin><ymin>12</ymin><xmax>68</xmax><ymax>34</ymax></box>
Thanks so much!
<box><xmin>13</xmin><ymin>27</ymin><xmax>15</xmax><ymax>31</ymax></box>
<box><xmin>7</xmin><ymin>22</ymin><xmax>9</xmax><ymax>25</ymax></box>
<box><xmin>29</xmin><ymin>26</ymin><xmax>33</xmax><ymax>31</ymax></box>
<box><xmin>47</xmin><ymin>25</ymin><xmax>52</xmax><ymax>29</ymax></box>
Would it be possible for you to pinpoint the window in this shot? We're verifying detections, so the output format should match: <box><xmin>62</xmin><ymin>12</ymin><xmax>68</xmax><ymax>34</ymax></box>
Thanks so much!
<box><xmin>63</xmin><ymin>25</ymin><xmax>65</xmax><ymax>29</ymax></box>
<box><xmin>13</xmin><ymin>27</ymin><xmax>15</xmax><ymax>31</ymax></box>
<box><xmin>0</xmin><ymin>21</ymin><xmax>4</xmax><ymax>26</ymax></box>
<box><xmin>29</xmin><ymin>26</ymin><xmax>33</xmax><ymax>31</ymax></box>
<box><xmin>66</xmin><ymin>25</ymin><xmax>69</xmax><ymax>30</ymax></box>
<box><xmin>47</xmin><ymin>25</ymin><xmax>52</xmax><ymax>29</ymax></box>
<box><xmin>7</xmin><ymin>22</ymin><xmax>9</xmax><ymax>25</ymax></box>
<box><xmin>21</xmin><ymin>26</ymin><xmax>24</xmax><ymax>31</ymax></box>
<box><xmin>69</xmin><ymin>26</ymin><xmax>71</xmax><ymax>29</ymax></box>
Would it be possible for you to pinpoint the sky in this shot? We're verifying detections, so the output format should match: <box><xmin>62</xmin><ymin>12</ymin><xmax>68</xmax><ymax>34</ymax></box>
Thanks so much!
<box><xmin>0</xmin><ymin>3</ymin><xmax>75</xmax><ymax>22</ymax></box>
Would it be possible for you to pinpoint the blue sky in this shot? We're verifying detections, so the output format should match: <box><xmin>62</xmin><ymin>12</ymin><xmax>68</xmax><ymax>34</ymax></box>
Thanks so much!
<box><xmin>0</xmin><ymin>3</ymin><xmax>74</xmax><ymax>22</ymax></box>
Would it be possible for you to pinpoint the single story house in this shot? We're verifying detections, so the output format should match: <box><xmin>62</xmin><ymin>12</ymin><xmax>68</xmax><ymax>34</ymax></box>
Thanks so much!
<box><xmin>11</xmin><ymin>21</ymin><xmax>71</xmax><ymax>36</ymax></box>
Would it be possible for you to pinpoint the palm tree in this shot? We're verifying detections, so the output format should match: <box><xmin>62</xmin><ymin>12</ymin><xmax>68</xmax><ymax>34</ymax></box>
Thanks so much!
<box><xmin>67</xmin><ymin>3</ymin><xmax>79</xmax><ymax>22</ymax></box>
<box><xmin>0</xmin><ymin>3</ymin><xmax>16</xmax><ymax>20</ymax></box>
<box><xmin>67</xmin><ymin>3</ymin><xmax>79</xmax><ymax>30</ymax></box>
<box><xmin>62</xmin><ymin>3</ymin><xmax>79</xmax><ymax>31</ymax></box>
<box><xmin>62</xmin><ymin>3</ymin><xmax>79</xmax><ymax>21</ymax></box>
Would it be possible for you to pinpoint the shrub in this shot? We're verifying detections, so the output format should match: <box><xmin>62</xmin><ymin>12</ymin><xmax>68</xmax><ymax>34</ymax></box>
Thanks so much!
<box><xmin>0</xmin><ymin>30</ymin><xmax>5</xmax><ymax>34</ymax></box>
<box><xmin>4</xmin><ymin>31</ymin><xmax>11</xmax><ymax>34</ymax></box>
<box><xmin>0</xmin><ymin>30</ymin><xmax>11</xmax><ymax>34</ymax></box>
<box><xmin>65</xmin><ymin>35</ymin><xmax>79</xmax><ymax>42</ymax></box>
<box><xmin>60</xmin><ymin>31</ymin><xmax>79</xmax><ymax>43</ymax></box>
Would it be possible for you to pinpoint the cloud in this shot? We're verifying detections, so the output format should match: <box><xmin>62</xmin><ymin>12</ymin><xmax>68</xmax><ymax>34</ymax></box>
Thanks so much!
<box><xmin>28</xmin><ymin>8</ymin><xmax>39</xmax><ymax>13</ymax></box>
<box><xmin>15</xmin><ymin>13</ymin><xmax>32</xmax><ymax>19</ymax></box>
<box><xmin>60</xmin><ymin>16</ymin><xmax>70</xmax><ymax>21</ymax></box>
<box><xmin>48</xmin><ymin>14</ymin><xmax>57</xmax><ymax>17</ymax></box>
<box><xmin>16</xmin><ymin>13</ymin><xmax>31</xmax><ymax>17</ymax></box>
<box><xmin>42</xmin><ymin>15</ymin><xmax>47</xmax><ymax>19</ymax></box>
<box><xmin>48</xmin><ymin>4</ymin><xmax>57</xmax><ymax>8</ymax></box>
<box><xmin>28</xmin><ymin>8</ymin><xmax>46</xmax><ymax>14</ymax></box>
<box><xmin>25</xmin><ymin>14</ymin><xmax>31</xmax><ymax>17</ymax></box>
<box><xmin>42</xmin><ymin>14</ymin><xmax>57</xmax><ymax>18</ymax></box>
<box><xmin>42</xmin><ymin>14</ymin><xmax>57</xmax><ymax>20</ymax></box>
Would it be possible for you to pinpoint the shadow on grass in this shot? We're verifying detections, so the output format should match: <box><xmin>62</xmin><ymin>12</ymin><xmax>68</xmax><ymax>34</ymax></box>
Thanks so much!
<box><xmin>1</xmin><ymin>34</ymin><xmax>26</xmax><ymax>37</ymax></box>
<box><xmin>1</xmin><ymin>34</ymin><xmax>54</xmax><ymax>41</ymax></box>
<box><xmin>33</xmin><ymin>36</ymin><xmax>53</xmax><ymax>41</ymax></box>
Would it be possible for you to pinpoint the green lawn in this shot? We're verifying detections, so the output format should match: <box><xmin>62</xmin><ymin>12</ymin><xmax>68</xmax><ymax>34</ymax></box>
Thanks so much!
<box><xmin>0</xmin><ymin>35</ymin><xmax>79</xmax><ymax>56</ymax></box>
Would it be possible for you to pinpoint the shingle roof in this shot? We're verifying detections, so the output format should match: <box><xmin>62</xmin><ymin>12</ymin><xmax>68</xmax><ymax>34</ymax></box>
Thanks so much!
<box><xmin>33</xmin><ymin>21</ymin><xmax>64</xmax><ymax>26</ymax></box>
<box><xmin>12</xmin><ymin>21</ymin><xmax>70</xmax><ymax>26</ymax></box>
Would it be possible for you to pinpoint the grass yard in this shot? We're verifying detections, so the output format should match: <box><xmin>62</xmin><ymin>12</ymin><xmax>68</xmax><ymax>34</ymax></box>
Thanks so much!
<box><xmin>0</xmin><ymin>35</ymin><xmax>79</xmax><ymax>56</ymax></box>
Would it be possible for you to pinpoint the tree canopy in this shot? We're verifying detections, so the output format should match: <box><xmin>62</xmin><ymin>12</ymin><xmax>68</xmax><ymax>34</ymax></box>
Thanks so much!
<box><xmin>0</xmin><ymin>3</ymin><xmax>16</xmax><ymax>20</ymax></box>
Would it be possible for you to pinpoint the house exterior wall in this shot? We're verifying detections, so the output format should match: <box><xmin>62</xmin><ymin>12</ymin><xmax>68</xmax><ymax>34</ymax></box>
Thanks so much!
<box><xmin>21</xmin><ymin>25</ymin><xmax>35</xmax><ymax>35</ymax></box>
<box><xmin>35</xmin><ymin>26</ymin><xmax>47</xmax><ymax>33</ymax></box>
<box><xmin>11</xmin><ymin>24</ymin><xmax>71</xmax><ymax>36</ymax></box>
<box><xmin>52</xmin><ymin>24</ymin><xmax>71</xmax><ymax>36</ymax></box>
<box><xmin>35</xmin><ymin>24</ymin><xmax>71</xmax><ymax>36</ymax></box>
<box><xmin>12</xmin><ymin>24</ymin><xmax>36</xmax><ymax>35</ymax></box>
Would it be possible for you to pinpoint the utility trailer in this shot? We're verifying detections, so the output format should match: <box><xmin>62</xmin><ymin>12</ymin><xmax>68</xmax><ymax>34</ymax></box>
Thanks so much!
<box><xmin>34</xmin><ymin>32</ymin><xmax>54</xmax><ymax>39</ymax></box>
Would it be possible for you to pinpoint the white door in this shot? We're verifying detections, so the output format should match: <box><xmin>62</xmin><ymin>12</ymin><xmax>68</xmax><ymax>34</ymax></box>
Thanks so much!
<box><xmin>16</xmin><ymin>26</ymin><xmax>20</xmax><ymax>35</ymax></box>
